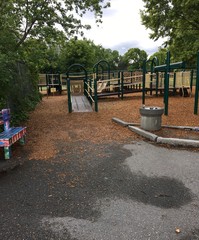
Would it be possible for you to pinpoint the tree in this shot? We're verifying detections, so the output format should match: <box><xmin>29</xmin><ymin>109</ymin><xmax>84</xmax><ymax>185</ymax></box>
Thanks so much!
<box><xmin>149</xmin><ymin>47</ymin><xmax>168</xmax><ymax>65</ymax></box>
<box><xmin>0</xmin><ymin>0</ymin><xmax>110</xmax><ymax>120</ymax></box>
<box><xmin>58</xmin><ymin>39</ymin><xmax>121</xmax><ymax>72</ymax></box>
<box><xmin>94</xmin><ymin>47</ymin><xmax>120</xmax><ymax>70</ymax></box>
<box><xmin>140</xmin><ymin>0</ymin><xmax>199</xmax><ymax>66</ymax></box>
<box><xmin>59</xmin><ymin>39</ymin><xmax>96</xmax><ymax>72</ymax></box>
<box><xmin>0</xmin><ymin>0</ymin><xmax>110</xmax><ymax>53</ymax></box>
<box><xmin>122</xmin><ymin>48</ymin><xmax>148</xmax><ymax>70</ymax></box>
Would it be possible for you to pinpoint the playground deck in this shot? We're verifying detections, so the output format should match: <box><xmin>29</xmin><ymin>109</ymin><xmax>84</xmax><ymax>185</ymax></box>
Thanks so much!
<box><xmin>71</xmin><ymin>95</ymin><xmax>93</xmax><ymax>112</ymax></box>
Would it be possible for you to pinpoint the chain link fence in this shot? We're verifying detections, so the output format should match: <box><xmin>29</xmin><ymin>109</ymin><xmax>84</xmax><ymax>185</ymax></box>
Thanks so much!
<box><xmin>0</xmin><ymin>60</ymin><xmax>41</xmax><ymax>124</ymax></box>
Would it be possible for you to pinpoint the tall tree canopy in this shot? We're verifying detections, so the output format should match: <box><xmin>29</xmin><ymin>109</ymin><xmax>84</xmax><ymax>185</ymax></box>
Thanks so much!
<box><xmin>149</xmin><ymin>47</ymin><xmax>167</xmax><ymax>65</ymax></box>
<box><xmin>141</xmin><ymin>0</ymin><xmax>199</xmax><ymax>65</ymax></box>
<box><xmin>122</xmin><ymin>48</ymin><xmax>148</xmax><ymax>70</ymax></box>
<box><xmin>0</xmin><ymin>0</ymin><xmax>110</xmax><ymax>53</ymax></box>
<box><xmin>0</xmin><ymin>0</ymin><xmax>110</xmax><ymax>112</ymax></box>
<box><xmin>41</xmin><ymin>39</ymin><xmax>120</xmax><ymax>73</ymax></box>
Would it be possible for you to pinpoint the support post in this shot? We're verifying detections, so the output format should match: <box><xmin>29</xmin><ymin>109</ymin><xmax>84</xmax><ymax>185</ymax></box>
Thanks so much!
<box><xmin>164</xmin><ymin>51</ymin><xmax>170</xmax><ymax>115</ymax></box>
<box><xmin>67</xmin><ymin>77</ymin><xmax>72</xmax><ymax>113</ymax></box>
<box><xmin>150</xmin><ymin>62</ymin><xmax>153</xmax><ymax>95</ymax></box>
<box><xmin>94</xmin><ymin>78</ymin><xmax>98</xmax><ymax>112</ymax></box>
<box><xmin>190</xmin><ymin>69</ymin><xmax>193</xmax><ymax>94</ymax></box>
<box><xmin>155</xmin><ymin>72</ymin><xmax>159</xmax><ymax>96</ymax></box>
<box><xmin>121</xmin><ymin>71</ymin><xmax>124</xmax><ymax>100</ymax></box>
<box><xmin>194</xmin><ymin>52</ymin><xmax>199</xmax><ymax>114</ymax></box>
<box><xmin>118</xmin><ymin>71</ymin><xmax>121</xmax><ymax>97</ymax></box>
<box><xmin>173</xmin><ymin>71</ymin><xmax>176</xmax><ymax>95</ymax></box>
<box><xmin>84</xmin><ymin>77</ymin><xmax>87</xmax><ymax>97</ymax></box>
<box><xmin>142</xmin><ymin>60</ymin><xmax>146</xmax><ymax>105</ymax></box>
<box><xmin>130</xmin><ymin>71</ymin><xmax>133</xmax><ymax>90</ymax></box>
<box><xmin>89</xmin><ymin>78</ymin><xmax>92</xmax><ymax>105</ymax></box>
<box><xmin>4</xmin><ymin>147</ymin><xmax>11</xmax><ymax>160</ymax></box>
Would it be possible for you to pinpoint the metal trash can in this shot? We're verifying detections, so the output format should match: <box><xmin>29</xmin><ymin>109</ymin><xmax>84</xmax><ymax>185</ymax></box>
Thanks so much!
<box><xmin>140</xmin><ymin>106</ymin><xmax>164</xmax><ymax>131</ymax></box>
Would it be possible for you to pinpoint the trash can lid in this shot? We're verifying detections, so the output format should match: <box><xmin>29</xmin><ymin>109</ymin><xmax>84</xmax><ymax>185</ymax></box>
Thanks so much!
<box><xmin>140</xmin><ymin>106</ymin><xmax>164</xmax><ymax>116</ymax></box>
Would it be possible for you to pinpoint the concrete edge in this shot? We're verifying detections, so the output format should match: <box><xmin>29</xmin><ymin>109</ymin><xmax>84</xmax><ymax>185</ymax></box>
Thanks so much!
<box><xmin>112</xmin><ymin>117</ymin><xmax>129</xmax><ymax>127</ymax></box>
<box><xmin>157</xmin><ymin>137</ymin><xmax>199</xmax><ymax>147</ymax></box>
<box><xmin>128</xmin><ymin>126</ymin><xmax>158</xmax><ymax>142</ymax></box>
<box><xmin>112</xmin><ymin>117</ymin><xmax>199</xmax><ymax>132</ymax></box>
<box><xmin>112</xmin><ymin>117</ymin><xmax>140</xmax><ymax>127</ymax></box>
<box><xmin>112</xmin><ymin>117</ymin><xmax>199</xmax><ymax>147</ymax></box>
<box><xmin>162</xmin><ymin>125</ymin><xmax>199</xmax><ymax>131</ymax></box>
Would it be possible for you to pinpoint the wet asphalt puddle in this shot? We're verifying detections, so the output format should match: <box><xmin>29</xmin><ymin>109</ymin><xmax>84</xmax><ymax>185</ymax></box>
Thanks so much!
<box><xmin>40</xmin><ymin>141</ymin><xmax>199</xmax><ymax>239</ymax></box>
<box><xmin>1</xmin><ymin>140</ymin><xmax>198</xmax><ymax>239</ymax></box>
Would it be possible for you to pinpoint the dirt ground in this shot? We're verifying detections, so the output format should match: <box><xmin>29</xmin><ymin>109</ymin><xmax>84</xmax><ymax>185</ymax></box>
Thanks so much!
<box><xmin>20</xmin><ymin>91</ymin><xmax>199</xmax><ymax>161</ymax></box>
<box><xmin>1</xmin><ymin>90</ymin><xmax>199</xmax><ymax>162</ymax></box>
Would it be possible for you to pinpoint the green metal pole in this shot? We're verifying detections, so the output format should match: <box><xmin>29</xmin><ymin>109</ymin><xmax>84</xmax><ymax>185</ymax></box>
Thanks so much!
<box><xmin>121</xmin><ymin>71</ymin><xmax>124</xmax><ymax>99</ymax></box>
<box><xmin>46</xmin><ymin>74</ymin><xmax>50</xmax><ymax>95</ymax></box>
<box><xmin>84</xmin><ymin>77</ymin><xmax>86</xmax><ymax>97</ymax></box>
<box><xmin>190</xmin><ymin>69</ymin><xmax>193</xmax><ymax>93</ymax></box>
<box><xmin>155</xmin><ymin>72</ymin><xmax>159</xmax><ymax>96</ymax></box>
<box><xmin>142</xmin><ymin>60</ymin><xmax>146</xmax><ymax>105</ymax></box>
<box><xmin>118</xmin><ymin>71</ymin><xmax>121</xmax><ymax>97</ymax></box>
<box><xmin>173</xmin><ymin>71</ymin><xmax>176</xmax><ymax>95</ymax></box>
<box><xmin>107</xmin><ymin>62</ymin><xmax>110</xmax><ymax>89</ymax></box>
<box><xmin>194</xmin><ymin>52</ymin><xmax>199</xmax><ymax>114</ymax></box>
<box><xmin>67</xmin><ymin>77</ymin><xmax>72</xmax><ymax>113</ymax></box>
<box><xmin>94</xmin><ymin>77</ymin><xmax>98</xmax><ymax>112</ymax></box>
<box><xmin>130</xmin><ymin>71</ymin><xmax>133</xmax><ymax>90</ymax></box>
<box><xmin>164</xmin><ymin>51</ymin><xmax>170</xmax><ymax>115</ymax></box>
<box><xmin>84</xmin><ymin>71</ymin><xmax>88</xmax><ymax>97</ymax></box>
<box><xmin>89</xmin><ymin>78</ymin><xmax>92</xmax><ymax>105</ymax></box>
<box><xmin>150</xmin><ymin>61</ymin><xmax>153</xmax><ymax>95</ymax></box>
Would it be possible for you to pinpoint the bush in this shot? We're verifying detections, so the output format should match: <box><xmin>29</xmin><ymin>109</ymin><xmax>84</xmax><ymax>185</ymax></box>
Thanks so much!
<box><xmin>0</xmin><ymin>57</ymin><xmax>41</xmax><ymax>125</ymax></box>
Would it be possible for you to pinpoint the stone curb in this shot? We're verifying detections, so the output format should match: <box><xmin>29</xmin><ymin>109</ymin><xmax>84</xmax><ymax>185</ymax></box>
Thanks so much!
<box><xmin>112</xmin><ymin>117</ymin><xmax>139</xmax><ymax>127</ymax></box>
<box><xmin>128</xmin><ymin>126</ymin><xmax>158</xmax><ymax>142</ymax></box>
<box><xmin>157</xmin><ymin>137</ymin><xmax>199</xmax><ymax>147</ymax></box>
<box><xmin>112</xmin><ymin>117</ymin><xmax>199</xmax><ymax>147</ymax></box>
<box><xmin>112</xmin><ymin>117</ymin><xmax>131</xmax><ymax>127</ymax></box>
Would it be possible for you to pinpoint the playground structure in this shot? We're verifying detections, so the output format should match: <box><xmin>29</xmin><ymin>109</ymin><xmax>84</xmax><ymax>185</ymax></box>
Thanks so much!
<box><xmin>38</xmin><ymin>51</ymin><xmax>199</xmax><ymax>115</ymax></box>
<box><xmin>38</xmin><ymin>74</ymin><xmax>62</xmax><ymax>95</ymax></box>
<box><xmin>38</xmin><ymin>70</ymin><xmax>193</xmax><ymax>98</ymax></box>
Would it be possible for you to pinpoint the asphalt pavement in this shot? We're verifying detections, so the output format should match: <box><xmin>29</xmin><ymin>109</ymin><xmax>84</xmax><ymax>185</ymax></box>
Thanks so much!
<box><xmin>0</xmin><ymin>140</ymin><xmax>199</xmax><ymax>240</ymax></box>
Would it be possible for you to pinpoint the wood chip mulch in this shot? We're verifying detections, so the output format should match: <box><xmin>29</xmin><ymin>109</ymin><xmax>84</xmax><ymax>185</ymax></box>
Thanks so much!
<box><xmin>20</xmin><ymin>92</ymin><xmax>199</xmax><ymax>160</ymax></box>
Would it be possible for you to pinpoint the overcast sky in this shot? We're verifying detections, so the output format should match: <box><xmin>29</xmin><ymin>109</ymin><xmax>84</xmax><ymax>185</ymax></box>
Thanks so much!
<box><xmin>81</xmin><ymin>0</ymin><xmax>164</xmax><ymax>56</ymax></box>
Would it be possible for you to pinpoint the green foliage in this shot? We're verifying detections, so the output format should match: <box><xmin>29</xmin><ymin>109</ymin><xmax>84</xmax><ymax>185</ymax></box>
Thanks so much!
<box><xmin>98</xmin><ymin>48</ymin><xmax>120</xmax><ymax>70</ymax></box>
<box><xmin>6</xmin><ymin>61</ymin><xmax>41</xmax><ymax>123</ymax></box>
<box><xmin>0</xmin><ymin>54</ymin><xmax>12</xmax><ymax>107</ymax></box>
<box><xmin>39</xmin><ymin>39</ymin><xmax>121</xmax><ymax>73</ymax></box>
<box><xmin>141</xmin><ymin>0</ymin><xmax>199</xmax><ymax>66</ymax></box>
<box><xmin>0</xmin><ymin>0</ymin><xmax>110</xmax><ymax>123</ymax></box>
<box><xmin>122</xmin><ymin>48</ymin><xmax>148</xmax><ymax>70</ymax></box>
<box><xmin>149</xmin><ymin>48</ymin><xmax>168</xmax><ymax>65</ymax></box>
<box><xmin>0</xmin><ymin>0</ymin><xmax>110</xmax><ymax>52</ymax></box>
<box><xmin>59</xmin><ymin>39</ymin><xmax>95</xmax><ymax>72</ymax></box>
